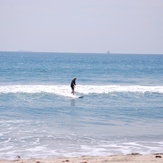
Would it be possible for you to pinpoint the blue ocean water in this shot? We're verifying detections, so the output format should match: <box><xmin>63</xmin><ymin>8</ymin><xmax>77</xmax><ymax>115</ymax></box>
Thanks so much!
<box><xmin>0</xmin><ymin>52</ymin><xmax>163</xmax><ymax>159</ymax></box>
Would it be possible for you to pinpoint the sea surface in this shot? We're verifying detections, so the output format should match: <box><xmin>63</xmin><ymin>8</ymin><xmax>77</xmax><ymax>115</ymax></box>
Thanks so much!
<box><xmin>0</xmin><ymin>52</ymin><xmax>163</xmax><ymax>159</ymax></box>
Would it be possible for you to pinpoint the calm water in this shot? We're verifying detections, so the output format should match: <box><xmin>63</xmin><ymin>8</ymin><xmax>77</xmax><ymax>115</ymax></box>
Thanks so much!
<box><xmin>0</xmin><ymin>52</ymin><xmax>163</xmax><ymax>159</ymax></box>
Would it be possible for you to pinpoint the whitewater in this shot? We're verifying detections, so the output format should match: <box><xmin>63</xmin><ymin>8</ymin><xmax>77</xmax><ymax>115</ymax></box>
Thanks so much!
<box><xmin>0</xmin><ymin>85</ymin><xmax>163</xmax><ymax>95</ymax></box>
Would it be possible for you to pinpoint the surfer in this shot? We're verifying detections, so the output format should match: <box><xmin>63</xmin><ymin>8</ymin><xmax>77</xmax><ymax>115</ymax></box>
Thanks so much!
<box><xmin>70</xmin><ymin>78</ymin><xmax>77</xmax><ymax>95</ymax></box>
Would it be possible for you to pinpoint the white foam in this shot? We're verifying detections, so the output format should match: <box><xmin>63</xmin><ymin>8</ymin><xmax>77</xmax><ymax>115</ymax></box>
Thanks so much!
<box><xmin>77</xmin><ymin>85</ymin><xmax>163</xmax><ymax>94</ymax></box>
<box><xmin>0</xmin><ymin>85</ymin><xmax>163</xmax><ymax>96</ymax></box>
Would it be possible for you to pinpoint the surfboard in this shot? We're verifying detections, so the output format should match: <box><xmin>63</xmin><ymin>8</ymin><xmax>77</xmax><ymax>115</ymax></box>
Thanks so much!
<box><xmin>78</xmin><ymin>96</ymin><xmax>84</xmax><ymax>99</ymax></box>
<box><xmin>68</xmin><ymin>94</ymin><xmax>84</xmax><ymax>99</ymax></box>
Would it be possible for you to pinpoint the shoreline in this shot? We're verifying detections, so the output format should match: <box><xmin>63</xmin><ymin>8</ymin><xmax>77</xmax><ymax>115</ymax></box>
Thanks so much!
<box><xmin>0</xmin><ymin>154</ymin><xmax>162</xmax><ymax>163</ymax></box>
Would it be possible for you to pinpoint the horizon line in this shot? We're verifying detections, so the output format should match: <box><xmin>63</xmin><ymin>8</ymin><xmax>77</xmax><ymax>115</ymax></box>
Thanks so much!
<box><xmin>0</xmin><ymin>50</ymin><xmax>163</xmax><ymax>55</ymax></box>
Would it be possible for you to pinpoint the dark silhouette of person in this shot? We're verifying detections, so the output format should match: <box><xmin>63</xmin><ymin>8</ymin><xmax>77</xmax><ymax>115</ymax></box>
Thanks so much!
<box><xmin>70</xmin><ymin>78</ymin><xmax>77</xmax><ymax>95</ymax></box>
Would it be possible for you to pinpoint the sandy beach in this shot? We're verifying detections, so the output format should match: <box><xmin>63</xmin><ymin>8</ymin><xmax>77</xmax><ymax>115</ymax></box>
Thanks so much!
<box><xmin>0</xmin><ymin>154</ymin><xmax>162</xmax><ymax>163</ymax></box>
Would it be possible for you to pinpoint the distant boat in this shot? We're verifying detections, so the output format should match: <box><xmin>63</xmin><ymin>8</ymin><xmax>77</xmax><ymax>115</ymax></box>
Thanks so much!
<box><xmin>107</xmin><ymin>51</ymin><xmax>110</xmax><ymax>54</ymax></box>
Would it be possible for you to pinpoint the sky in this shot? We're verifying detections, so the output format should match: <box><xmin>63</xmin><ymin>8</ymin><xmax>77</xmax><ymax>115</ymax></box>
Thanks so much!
<box><xmin>0</xmin><ymin>0</ymin><xmax>163</xmax><ymax>54</ymax></box>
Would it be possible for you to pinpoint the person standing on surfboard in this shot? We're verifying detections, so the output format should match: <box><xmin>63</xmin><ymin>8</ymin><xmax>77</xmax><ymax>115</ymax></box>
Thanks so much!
<box><xmin>70</xmin><ymin>78</ymin><xmax>77</xmax><ymax>95</ymax></box>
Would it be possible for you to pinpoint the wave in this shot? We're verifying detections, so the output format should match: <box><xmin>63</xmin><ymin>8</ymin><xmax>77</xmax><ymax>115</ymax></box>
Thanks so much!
<box><xmin>0</xmin><ymin>85</ymin><xmax>163</xmax><ymax>96</ymax></box>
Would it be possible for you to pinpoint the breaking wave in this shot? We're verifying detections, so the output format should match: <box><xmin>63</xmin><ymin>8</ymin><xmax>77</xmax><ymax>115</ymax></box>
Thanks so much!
<box><xmin>0</xmin><ymin>85</ymin><xmax>163</xmax><ymax>96</ymax></box>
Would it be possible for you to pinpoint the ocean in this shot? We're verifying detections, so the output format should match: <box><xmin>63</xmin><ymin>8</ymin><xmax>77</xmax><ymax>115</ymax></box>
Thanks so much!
<box><xmin>0</xmin><ymin>52</ymin><xmax>163</xmax><ymax>159</ymax></box>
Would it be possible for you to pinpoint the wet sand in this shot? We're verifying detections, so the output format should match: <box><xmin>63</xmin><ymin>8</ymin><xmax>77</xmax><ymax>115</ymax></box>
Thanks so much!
<box><xmin>0</xmin><ymin>153</ymin><xmax>162</xmax><ymax>163</ymax></box>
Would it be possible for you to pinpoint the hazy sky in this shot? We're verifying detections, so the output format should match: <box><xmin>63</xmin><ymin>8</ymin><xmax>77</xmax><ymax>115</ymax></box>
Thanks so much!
<box><xmin>1</xmin><ymin>0</ymin><xmax>163</xmax><ymax>54</ymax></box>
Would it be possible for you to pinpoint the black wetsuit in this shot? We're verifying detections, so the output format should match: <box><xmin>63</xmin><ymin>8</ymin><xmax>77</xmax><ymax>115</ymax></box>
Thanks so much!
<box><xmin>70</xmin><ymin>78</ymin><xmax>76</xmax><ymax>90</ymax></box>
